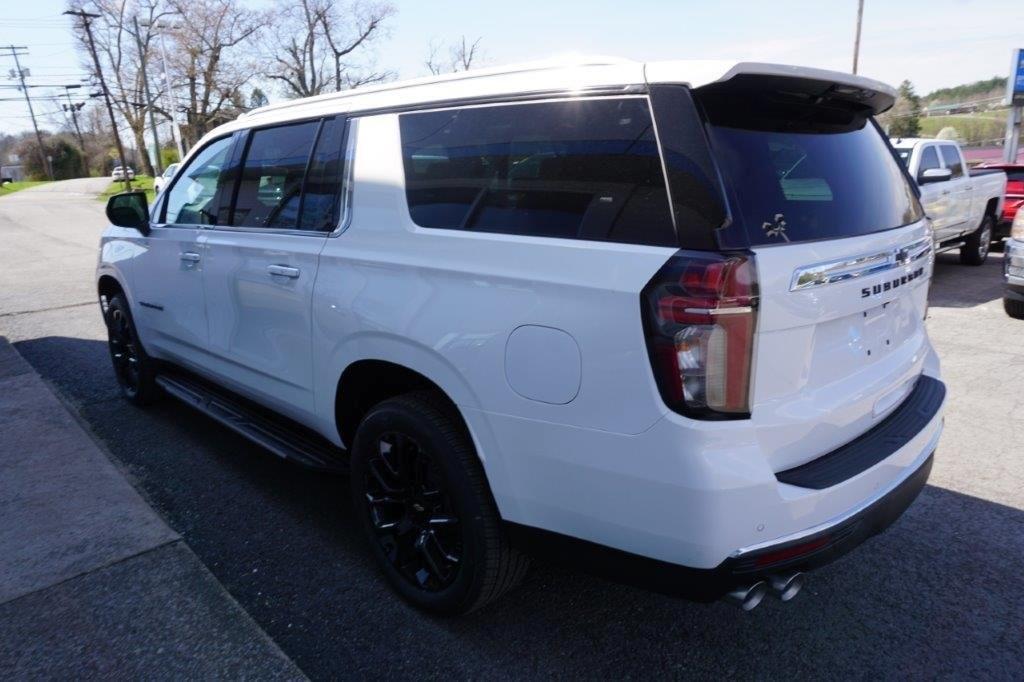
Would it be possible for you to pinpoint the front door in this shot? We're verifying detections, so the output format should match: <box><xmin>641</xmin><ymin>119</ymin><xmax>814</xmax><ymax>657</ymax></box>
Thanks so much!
<box><xmin>199</xmin><ymin>117</ymin><xmax>346</xmax><ymax>422</ymax></box>
<box><xmin>132</xmin><ymin>135</ymin><xmax>237</xmax><ymax>363</ymax></box>
<box><xmin>915</xmin><ymin>144</ymin><xmax>956</xmax><ymax>241</ymax></box>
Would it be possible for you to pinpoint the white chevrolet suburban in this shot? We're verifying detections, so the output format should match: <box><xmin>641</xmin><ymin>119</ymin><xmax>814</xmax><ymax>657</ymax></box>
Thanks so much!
<box><xmin>891</xmin><ymin>138</ymin><xmax>1006</xmax><ymax>265</ymax></box>
<box><xmin>97</xmin><ymin>58</ymin><xmax>946</xmax><ymax>614</ymax></box>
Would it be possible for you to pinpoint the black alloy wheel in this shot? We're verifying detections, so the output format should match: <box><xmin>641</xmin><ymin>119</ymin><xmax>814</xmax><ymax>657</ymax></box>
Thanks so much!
<box><xmin>350</xmin><ymin>391</ymin><xmax>529</xmax><ymax>614</ymax></box>
<box><xmin>104</xmin><ymin>293</ymin><xmax>160</xmax><ymax>405</ymax></box>
<box><xmin>364</xmin><ymin>430</ymin><xmax>462</xmax><ymax>592</ymax></box>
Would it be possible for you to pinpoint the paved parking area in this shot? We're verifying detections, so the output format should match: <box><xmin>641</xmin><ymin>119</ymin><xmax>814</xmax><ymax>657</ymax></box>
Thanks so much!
<box><xmin>1</xmin><ymin>182</ymin><xmax>1022</xmax><ymax>678</ymax></box>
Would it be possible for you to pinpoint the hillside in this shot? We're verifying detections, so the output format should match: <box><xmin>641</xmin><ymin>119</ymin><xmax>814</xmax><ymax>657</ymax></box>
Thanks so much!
<box><xmin>924</xmin><ymin>76</ymin><xmax>1006</xmax><ymax>106</ymax></box>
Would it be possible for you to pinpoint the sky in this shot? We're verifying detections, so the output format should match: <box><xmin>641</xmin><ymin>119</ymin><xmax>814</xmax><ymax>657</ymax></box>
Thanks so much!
<box><xmin>1</xmin><ymin>0</ymin><xmax>1022</xmax><ymax>137</ymax></box>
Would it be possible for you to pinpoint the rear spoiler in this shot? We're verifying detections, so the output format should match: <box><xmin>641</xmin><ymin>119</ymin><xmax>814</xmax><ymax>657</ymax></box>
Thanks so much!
<box><xmin>646</xmin><ymin>61</ymin><xmax>897</xmax><ymax>115</ymax></box>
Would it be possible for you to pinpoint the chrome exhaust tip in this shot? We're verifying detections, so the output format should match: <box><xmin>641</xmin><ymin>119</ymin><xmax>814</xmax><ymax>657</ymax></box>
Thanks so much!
<box><xmin>725</xmin><ymin>581</ymin><xmax>768</xmax><ymax>611</ymax></box>
<box><xmin>767</xmin><ymin>572</ymin><xmax>804</xmax><ymax>602</ymax></box>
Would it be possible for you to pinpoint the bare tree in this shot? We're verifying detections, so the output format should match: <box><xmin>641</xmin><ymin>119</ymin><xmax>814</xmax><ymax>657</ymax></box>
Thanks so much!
<box><xmin>265</xmin><ymin>0</ymin><xmax>395</xmax><ymax>99</ymax></box>
<box><xmin>165</xmin><ymin>0</ymin><xmax>263</xmax><ymax>145</ymax></box>
<box><xmin>67</xmin><ymin>0</ymin><xmax>170</xmax><ymax>176</ymax></box>
<box><xmin>425</xmin><ymin>36</ymin><xmax>483</xmax><ymax>75</ymax></box>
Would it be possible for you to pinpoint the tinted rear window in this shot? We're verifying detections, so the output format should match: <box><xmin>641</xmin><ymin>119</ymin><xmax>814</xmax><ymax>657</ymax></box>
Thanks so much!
<box><xmin>697</xmin><ymin>80</ymin><xmax>924</xmax><ymax>247</ymax></box>
<box><xmin>398</xmin><ymin>98</ymin><xmax>677</xmax><ymax>246</ymax></box>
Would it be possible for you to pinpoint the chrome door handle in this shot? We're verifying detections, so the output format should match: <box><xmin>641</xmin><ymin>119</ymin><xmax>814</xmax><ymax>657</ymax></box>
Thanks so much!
<box><xmin>180</xmin><ymin>252</ymin><xmax>201</xmax><ymax>263</ymax></box>
<box><xmin>267</xmin><ymin>264</ymin><xmax>300</xmax><ymax>278</ymax></box>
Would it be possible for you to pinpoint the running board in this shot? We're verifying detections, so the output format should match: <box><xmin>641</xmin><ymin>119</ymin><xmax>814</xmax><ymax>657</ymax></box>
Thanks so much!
<box><xmin>156</xmin><ymin>373</ymin><xmax>347</xmax><ymax>473</ymax></box>
<box><xmin>935</xmin><ymin>240</ymin><xmax>966</xmax><ymax>254</ymax></box>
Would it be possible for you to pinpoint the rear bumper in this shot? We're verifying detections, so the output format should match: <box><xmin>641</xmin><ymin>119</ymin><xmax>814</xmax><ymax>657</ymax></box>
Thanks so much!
<box><xmin>507</xmin><ymin>449</ymin><xmax>933</xmax><ymax>601</ymax></box>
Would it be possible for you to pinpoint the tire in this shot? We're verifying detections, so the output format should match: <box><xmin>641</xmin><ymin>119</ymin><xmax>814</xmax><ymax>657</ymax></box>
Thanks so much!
<box><xmin>1005</xmin><ymin>297</ymin><xmax>1024</xmax><ymax>320</ymax></box>
<box><xmin>350</xmin><ymin>391</ymin><xmax>529</xmax><ymax>615</ymax></box>
<box><xmin>960</xmin><ymin>215</ymin><xmax>994</xmax><ymax>266</ymax></box>
<box><xmin>103</xmin><ymin>293</ymin><xmax>160</xmax><ymax>405</ymax></box>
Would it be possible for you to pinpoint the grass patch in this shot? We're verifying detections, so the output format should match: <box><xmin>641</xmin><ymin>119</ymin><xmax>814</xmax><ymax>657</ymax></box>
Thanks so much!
<box><xmin>98</xmin><ymin>175</ymin><xmax>156</xmax><ymax>204</ymax></box>
<box><xmin>0</xmin><ymin>180</ymin><xmax>50</xmax><ymax>197</ymax></box>
<box><xmin>918</xmin><ymin>111</ymin><xmax>1008</xmax><ymax>146</ymax></box>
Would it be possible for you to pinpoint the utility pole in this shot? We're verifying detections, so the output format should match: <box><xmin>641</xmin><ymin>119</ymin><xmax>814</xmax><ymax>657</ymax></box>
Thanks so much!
<box><xmin>62</xmin><ymin>86</ymin><xmax>86</xmax><ymax>150</ymax></box>
<box><xmin>142</xmin><ymin>19</ymin><xmax>185</xmax><ymax>161</ymax></box>
<box><xmin>2</xmin><ymin>46</ymin><xmax>53</xmax><ymax>180</ymax></box>
<box><xmin>61</xmin><ymin>84</ymin><xmax>88</xmax><ymax>175</ymax></box>
<box><xmin>64</xmin><ymin>10</ymin><xmax>131</xmax><ymax>190</ymax></box>
<box><xmin>852</xmin><ymin>0</ymin><xmax>865</xmax><ymax>74</ymax></box>
<box><xmin>132</xmin><ymin>15</ymin><xmax>162</xmax><ymax>175</ymax></box>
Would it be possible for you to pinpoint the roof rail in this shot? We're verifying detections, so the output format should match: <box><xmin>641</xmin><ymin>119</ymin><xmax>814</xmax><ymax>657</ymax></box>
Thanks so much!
<box><xmin>243</xmin><ymin>54</ymin><xmax>634</xmax><ymax>118</ymax></box>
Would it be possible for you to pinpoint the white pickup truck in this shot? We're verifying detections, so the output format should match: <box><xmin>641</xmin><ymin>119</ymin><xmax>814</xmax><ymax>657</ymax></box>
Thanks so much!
<box><xmin>892</xmin><ymin>138</ymin><xmax>1006</xmax><ymax>265</ymax></box>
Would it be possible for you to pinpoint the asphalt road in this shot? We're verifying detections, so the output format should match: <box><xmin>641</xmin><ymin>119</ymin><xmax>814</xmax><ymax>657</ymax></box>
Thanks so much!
<box><xmin>2</xmin><ymin>180</ymin><xmax>1023</xmax><ymax>679</ymax></box>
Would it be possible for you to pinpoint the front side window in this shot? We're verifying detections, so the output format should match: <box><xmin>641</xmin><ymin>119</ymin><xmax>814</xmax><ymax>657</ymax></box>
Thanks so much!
<box><xmin>940</xmin><ymin>145</ymin><xmax>963</xmax><ymax>178</ymax></box>
<box><xmin>164</xmin><ymin>136</ymin><xmax>234</xmax><ymax>225</ymax></box>
<box><xmin>231</xmin><ymin>121</ymin><xmax>320</xmax><ymax>229</ymax></box>
<box><xmin>918</xmin><ymin>146</ymin><xmax>941</xmax><ymax>175</ymax></box>
<box><xmin>398</xmin><ymin>97</ymin><xmax>676</xmax><ymax>246</ymax></box>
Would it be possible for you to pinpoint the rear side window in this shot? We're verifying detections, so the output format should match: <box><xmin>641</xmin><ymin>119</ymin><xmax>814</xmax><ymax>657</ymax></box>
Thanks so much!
<box><xmin>940</xmin><ymin>145</ymin><xmax>963</xmax><ymax>178</ymax></box>
<box><xmin>697</xmin><ymin>77</ymin><xmax>924</xmax><ymax>247</ymax></box>
<box><xmin>398</xmin><ymin>98</ymin><xmax>677</xmax><ymax>246</ymax></box>
<box><xmin>232</xmin><ymin>121</ymin><xmax>320</xmax><ymax>229</ymax></box>
<box><xmin>301</xmin><ymin>117</ymin><xmax>349</xmax><ymax>230</ymax></box>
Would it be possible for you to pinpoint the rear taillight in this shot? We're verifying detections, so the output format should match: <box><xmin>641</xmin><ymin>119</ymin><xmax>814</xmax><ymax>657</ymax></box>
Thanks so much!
<box><xmin>641</xmin><ymin>251</ymin><xmax>758</xmax><ymax>418</ymax></box>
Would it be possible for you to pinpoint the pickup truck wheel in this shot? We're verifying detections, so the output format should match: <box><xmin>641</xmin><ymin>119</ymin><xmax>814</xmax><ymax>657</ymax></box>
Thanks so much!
<box><xmin>350</xmin><ymin>391</ymin><xmax>529</xmax><ymax>615</ymax></box>
<box><xmin>103</xmin><ymin>294</ymin><xmax>160</xmax><ymax>406</ymax></box>
<box><xmin>960</xmin><ymin>215</ymin><xmax>993</xmax><ymax>266</ymax></box>
<box><xmin>1005</xmin><ymin>297</ymin><xmax>1024</xmax><ymax>319</ymax></box>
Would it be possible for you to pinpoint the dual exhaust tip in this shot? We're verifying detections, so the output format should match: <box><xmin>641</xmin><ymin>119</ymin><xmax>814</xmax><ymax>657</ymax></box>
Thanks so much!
<box><xmin>725</xmin><ymin>572</ymin><xmax>804</xmax><ymax>611</ymax></box>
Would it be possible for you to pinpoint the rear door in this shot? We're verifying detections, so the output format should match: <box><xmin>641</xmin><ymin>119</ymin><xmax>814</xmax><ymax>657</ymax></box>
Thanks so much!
<box><xmin>201</xmin><ymin>117</ymin><xmax>347</xmax><ymax>421</ymax></box>
<box><xmin>695</xmin><ymin>79</ymin><xmax>934</xmax><ymax>471</ymax></box>
<box><xmin>939</xmin><ymin>143</ymin><xmax>972</xmax><ymax>235</ymax></box>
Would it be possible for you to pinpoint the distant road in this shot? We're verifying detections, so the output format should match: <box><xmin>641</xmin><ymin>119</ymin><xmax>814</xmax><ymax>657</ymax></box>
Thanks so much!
<box><xmin>0</xmin><ymin>177</ymin><xmax>109</xmax><ymax>317</ymax></box>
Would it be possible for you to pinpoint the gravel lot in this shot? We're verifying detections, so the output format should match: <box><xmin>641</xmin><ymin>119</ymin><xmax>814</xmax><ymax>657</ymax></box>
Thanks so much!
<box><xmin>2</xmin><ymin>181</ymin><xmax>1022</xmax><ymax>679</ymax></box>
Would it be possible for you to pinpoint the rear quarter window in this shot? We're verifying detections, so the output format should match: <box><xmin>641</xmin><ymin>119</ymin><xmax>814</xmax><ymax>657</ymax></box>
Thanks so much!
<box><xmin>398</xmin><ymin>97</ymin><xmax>677</xmax><ymax>247</ymax></box>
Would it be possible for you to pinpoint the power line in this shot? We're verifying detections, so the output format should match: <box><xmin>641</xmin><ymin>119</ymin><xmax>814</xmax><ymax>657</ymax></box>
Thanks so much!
<box><xmin>1</xmin><ymin>46</ymin><xmax>53</xmax><ymax>180</ymax></box>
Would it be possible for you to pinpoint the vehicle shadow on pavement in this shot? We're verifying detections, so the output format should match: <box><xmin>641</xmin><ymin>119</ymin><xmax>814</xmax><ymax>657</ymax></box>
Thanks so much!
<box><xmin>12</xmin><ymin>335</ymin><xmax>1024</xmax><ymax>679</ymax></box>
<box><xmin>928</xmin><ymin>251</ymin><xmax>1005</xmax><ymax>309</ymax></box>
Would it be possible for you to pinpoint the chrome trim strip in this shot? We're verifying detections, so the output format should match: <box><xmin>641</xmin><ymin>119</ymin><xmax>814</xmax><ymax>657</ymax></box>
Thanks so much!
<box><xmin>790</xmin><ymin>236</ymin><xmax>932</xmax><ymax>292</ymax></box>
<box><xmin>683</xmin><ymin>306</ymin><xmax>754</xmax><ymax>315</ymax></box>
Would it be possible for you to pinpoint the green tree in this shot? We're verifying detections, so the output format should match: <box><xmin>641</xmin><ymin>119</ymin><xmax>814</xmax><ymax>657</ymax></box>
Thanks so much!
<box><xmin>14</xmin><ymin>134</ymin><xmax>84</xmax><ymax>180</ymax></box>
<box><xmin>884</xmin><ymin>80</ymin><xmax>923</xmax><ymax>139</ymax></box>
<box><xmin>160</xmin><ymin>146</ymin><xmax>180</xmax><ymax>169</ymax></box>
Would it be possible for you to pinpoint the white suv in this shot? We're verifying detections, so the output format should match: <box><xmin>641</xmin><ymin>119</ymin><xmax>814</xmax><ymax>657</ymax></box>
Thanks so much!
<box><xmin>97</xmin><ymin>58</ymin><xmax>945</xmax><ymax>614</ymax></box>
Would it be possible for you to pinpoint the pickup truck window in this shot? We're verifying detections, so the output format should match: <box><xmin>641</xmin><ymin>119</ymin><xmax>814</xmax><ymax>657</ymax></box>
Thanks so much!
<box><xmin>918</xmin><ymin>146</ymin><xmax>941</xmax><ymax>178</ymax></box>
<box><xmin>940</xmin><ymin>145</ymin><xmax>964</xmax><ymax>178</ymax></box>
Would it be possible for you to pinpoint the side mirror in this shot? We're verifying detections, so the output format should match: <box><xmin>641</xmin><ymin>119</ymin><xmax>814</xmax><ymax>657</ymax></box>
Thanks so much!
<box><xmin>106</xmin><ymin>190</ymin><xmax>150</xmax><ymax>235</ymax></box>
<box><xmin>918</xmin><ymin>168</ymin><xmax>952</xmax><ymax>185</ymax></box>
